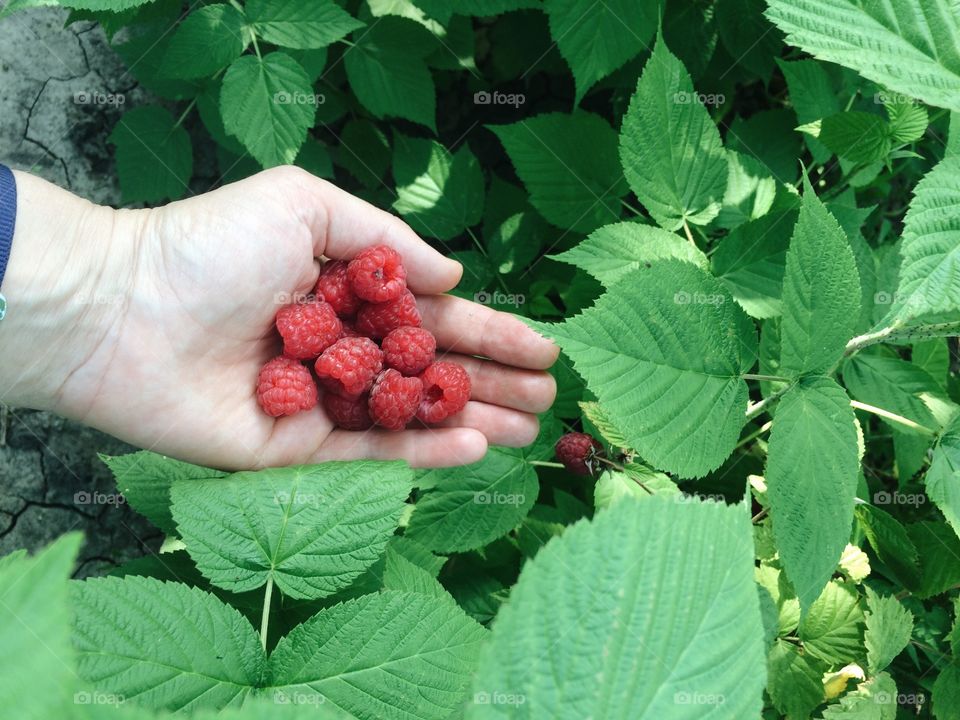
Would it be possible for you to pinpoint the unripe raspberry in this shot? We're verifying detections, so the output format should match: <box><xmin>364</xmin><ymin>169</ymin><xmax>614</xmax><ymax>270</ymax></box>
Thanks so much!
<box><xmin>554</xmin><ymin>432</ymin><xmax>603</xmax><ymax>475</ymax></box>
<box><xmin>314</xmin><ymin>260</ymin><xmax>361</xmax><ymax>317</ymax></box>
<box><xmin>355</xmin><ymin>291</ymin><xmax>421</xmax><ymax>339</ymax></box>
<box><xmin>276</xmin><ymin>301</ymin><xmax>341</xmax><ymax>359</ymax></box>
<box><xmin>369</xmin><ymin>369</ymin><xmax>422</xmax><ymax>431</ymax></box>
<box><xmin>347</xmin><ymin>244</ymin><xmax>407</xmax><ymax>302</ymax></box>
<box><xmin>382</xmin><ymin>327</ymin><xmax>436</xmax><ymax>375</ymax></box>
<box><xmin>256</xmin><ymin>356</ymin><xmax>317</xmax><ymax>417</ymax></box>
<box><xmin>417</xmin><ymin>361</ymin><xmax>471</xmax><ymax>424</ymax></box>
<box><xmin>315</xmin><ymin>337</ymin><xmax>383</xmax><ymax>398</ymax></box>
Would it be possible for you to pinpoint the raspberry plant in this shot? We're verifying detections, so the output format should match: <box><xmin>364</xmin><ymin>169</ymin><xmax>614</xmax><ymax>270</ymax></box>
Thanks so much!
<box><xmin>5</xmin><ymin>0</ymin><xmax>960</xmax><ymax>718</ymax></box>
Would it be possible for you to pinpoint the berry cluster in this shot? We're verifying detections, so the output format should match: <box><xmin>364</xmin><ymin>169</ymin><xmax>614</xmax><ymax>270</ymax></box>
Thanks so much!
<box><xmin>256</xmin><ymin>245</ymin><xmax>471</xmax><ymax>430</ymax></box>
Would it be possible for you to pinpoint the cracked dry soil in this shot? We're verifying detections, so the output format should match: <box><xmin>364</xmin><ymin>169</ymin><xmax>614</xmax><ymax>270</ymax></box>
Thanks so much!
<box><xmin>1</xmin><ymin>8</ymin><xmax>162</xmax><ymax>572</ymax></box>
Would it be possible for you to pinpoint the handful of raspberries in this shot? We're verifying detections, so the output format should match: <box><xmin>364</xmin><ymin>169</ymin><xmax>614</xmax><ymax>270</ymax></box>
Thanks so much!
<box><xmin>256</xmin><ymin>245</ymin><xmax>471</xmax><ymax>431</ymax></box>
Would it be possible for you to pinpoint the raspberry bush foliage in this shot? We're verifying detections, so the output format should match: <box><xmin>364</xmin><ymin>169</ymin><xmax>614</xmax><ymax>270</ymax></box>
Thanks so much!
<box><xmin>7</xmin><ymin>0</ymin><xmax>960</xmax><ymax>718</ymax></box>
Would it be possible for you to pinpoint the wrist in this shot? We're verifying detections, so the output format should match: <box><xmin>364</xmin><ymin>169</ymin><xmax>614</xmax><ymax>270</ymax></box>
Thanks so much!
<box><xmin>0</xmin><ymin>171</ymin><xmax>141</xmax><ymax>414</ymax></box>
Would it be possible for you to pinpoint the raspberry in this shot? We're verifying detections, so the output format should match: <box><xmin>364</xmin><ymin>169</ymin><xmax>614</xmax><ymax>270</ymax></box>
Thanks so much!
<box><xmin>554</xmin><ymin>433</ymin><xmax>603</xmax><ymax>476</ymax></box>
<box><xmin>314</xmin><ymin>260</ymin><xmax>361</xmax><ymax>317</ymax></box>
<box><xmin>369</xmin><ymin>369</ymin><xmax>422</xmax><ymax>431</ymax></box>
<box><xmin>256</xmin><ymin>356</ymin><xmax>317</xmax><ymax>417</ymax></box>
<box><xmin>417</xmin><ymin>361</ymin><xmax>471</xmax><ymax>424</ymax></box>
<box><xmin>276</xmin><ymin>301</ymin><xmax>341</xmax><ymax>359</ymax></box>
<box><xmin>315</xmin><ymin>337</ymin><xmax>383</xmax><ymax>398</ymax></box>
<box><xmin>355</xmin><ymin>291</ymin><xmax>422</xmax><ymax>339</ymax></box>
<box><xmin>324</xmin><ymin>392</ymin><xmax>373</xmax><ymax>430</ymax></box>
<box><xmin>340</xmin><ymin>321</ymin><xmax>361</xmax><ymax>338</ymax></box>
<box><xmin>382</xmin><ymin>327</ymin><xmax>437</xmax><ymax>375</ymax></box>
<box><xmin>347</xmin><ymin>245</ymin><xmax>407</xmax><ymax>302</ymax></box>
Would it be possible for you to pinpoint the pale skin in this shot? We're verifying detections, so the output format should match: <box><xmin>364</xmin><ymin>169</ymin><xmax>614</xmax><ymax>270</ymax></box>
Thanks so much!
<box><xmin>0</xmin><ymin>166</ymin><xmax>559</xmax><ymax>470</ymax></box>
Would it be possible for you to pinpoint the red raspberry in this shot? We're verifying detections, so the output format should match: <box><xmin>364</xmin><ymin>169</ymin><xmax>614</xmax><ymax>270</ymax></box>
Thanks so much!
<box><xmin>417</xmin><ymin>361</ymin><xmax>471</xmax><ymax>424</ymax></box>
<box><xmin>382</xmin><ymin>327</ymin><xmax>436</xmax><ymax>375</ymax></box>
<box><xmin>256</xmin><ymin>356</ymin><xmax>317</xmax><ymax>417</ymax></box>
<box><xmin>355</xmin><ymin>291</ymin><xmax>421</xmax><ymax>339</ymax></box>
<box><xmin>554</xmin><ymin>433</ymin><xmax>604</xmax><ymax>476</ymax></box>
<box><xmin>324</xmin><ymin>392</ymin><xmax>373</xmax><ymax>430</ymax></box>
<box><xmin>347</xmin><ymin>245</ymin><xmax>407</xmax><ymax>302</ymax></box>
<box><xmin>315</xmin><ymin>337</ymin><xmax>383</xmax><ymax>398</ymax></box>
<box><xmin>314</xmin><ymin>260</ymin><xmax>361</xmax><ymax>317</ymax></box>
<box><xmin>340</xmin><ymin>321</ymin><xmax>361</xmax><ymax>338</ymax></box>
<box><xmin>369</xmin><ymin>369</ymin><xmax>422</xmax><ymax>431</ymax></box>
<box><xmin>276</xmin><ymin>301</ymin><xmax>342</xmax><ymax>359</ymax></box>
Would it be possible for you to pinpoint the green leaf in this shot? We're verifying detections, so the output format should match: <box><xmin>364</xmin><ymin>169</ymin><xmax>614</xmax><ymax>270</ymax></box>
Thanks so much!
<box><xmin>101</xmin><ymin>451</ymin><xmax>226</xmax><ymax>535</ymax></box>
<box><xmin>821</xmin><ymin>673</ymin><xmax>898</xmax><ymax>719</ymax></box>
<box><xmin>716</xmin><ymin>0</ymin><xmax>783</xmax><ymax>79</ymax></box>
<box><xmin>108</xmin><ymin>106</ymin><xmax>193</xmax><ymax>204</ymax></box>
<box><xmin>246</xmin><ymin>0</ymin><xmax>363</xmax><ymax>49</ymax></box>
<box><xmin>798</xmin><ymin>580</ymin><xmax>864</xmax><ymax>664</ymax></box>
<box><xmin>711</xmin><ymin>210</ymin><xmax>798</xmax><ymax>319</ymax></box>
<box><xmin>843</xmin><ymin>354</ymin><xmax>944</xmax><ymax>435</ymax></box>
<box><xmin>73</xmin><ymin>575</ymin><xmax>264</xmax><ymax>712</ymax></box>
<box><xmin>934</xmin><ymin>664</ymin><xmax>960</xmax><ymax>719</ymax></box>
<box><xmin>756</xmin><ymin>565</ymin><xmax>801</xmax><ymax>636</ymax></box>
<box><xmin>535</xmin><ymin>261</ymin><xmax>756</xmax><ymax>478</ymax></box>
<box><xmin>811</xmin><ymin>111</ymin><xmax>892</xmax><ymax>164</ymax></box>
<box><xmin>406</xmin><ymin>447</ymin><xmax>539</xmax><ymax>553</ymax></box>
<box><xmin>392</xmin><ymin>135</ymin><xmax>484</xmax><ymax>240</ymax></box>
<box><xmin>162</xmin><ymin>4</ymin><xmax>246</xmax><ymax>79</ymax></box>
<box><xmin>714</xmin><ymin>150</ymin><xmax>780</xmax><ymax>229</ymax></box>
<box><xmin>619</xmin><ymin>35</ymin><xmax>728</xmax><ymax>229</ymax></box>
<box><xmin>489</xmin><ymin>111</ymin><xmax>627</xmax><ymax>233</ymax></box>
<box><xmin>925</xmin><ymin>415</ymin><xmax>960</xmax><ymax>541</ymax></box>
<box><xmin>864</xmin><ymin>587</ymin><xmax>914</xmax><ymax>674</ymax></box>
<box><xmin>887</xmin><ymin>156</ymin><xmax>960</xmax><ymax>325</ymax></box>
<box><xmin>344</xmin><ymin>17</ymin><xmax>437</xmax><ymax>130</ymax></box>
<box><xmin>766</xmin><ymin>0</ymin><xmax>960</xmax><ymax>113</ymax></box>
<box><xmin>766</xmin><ymin>377</ymin><xmax>860</xmax><ymax>612</ymax></box>
<box><xmin>58</xmin><ymin>0</ymin><xmax>154</xmax><ymax>10</ymax></box>
<box><xmin>469</xmin><ymin>497</ymin><xmax>765</xmax><ymax>718</ymax></box>
<box><xmin>544</xmin><ymin>0</ymin><xmax>657</xmax><ymax>103</ymax></box>
<box><xmin>0</xmin><ymin>534</ymin><xmax>81</xmax><ymax>718</ymax></box>
<box><xmin>171</xmin><ymin>462</ymin><xmax>412</xmax><ymax>599</ymax></box>
<box><xmin>777</xmin><ymin>58</ymin><xmax>841</xmax><ymax>163</ymax></box>
<box><xmin>593</xmin><ymin>467</ymin><xmax>678</xmax><ymax>509</ymax></box>
<box><xmin>766</xmin><ymin>639</ymin><xmax>828</xmax><ymax>718</ymax></box>
<box><xmin>855</xmin><ymin>505</ymin><xmax>922</xmax><ymax>591</ymax></box>
<box><xmin>886</xmin><ymin>98</ymin><xmax>929</xmax><ymax>143</ymax></box>
<box><xmin>221</xmin><ymin>52</ymin><xmax>315</xmax><ymax>167</ymax></box>
<box><xmin>266</xmin><ymin>591</ymin><xmax>487</xmax><ymax>720</ymax></box>
<box><xmin>552</xmin><ymin>221</ymin><xmax>708</xmax><ymax>286</ymax></box>
<box><xmin>335</xmin><ymin>118</ymin><xmax>390</xmax><ymax>189</ymax></box>
<box><xmin>779</xmin><ymin>180</ymin><xmax>861</xmax><ymax>376</ymax></box>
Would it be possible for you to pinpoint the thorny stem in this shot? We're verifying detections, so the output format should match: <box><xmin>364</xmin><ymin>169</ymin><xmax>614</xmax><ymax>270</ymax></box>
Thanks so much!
<box><xmin>260</xmin><ymin>575</ymin><xmax>274</xmax><ymax>652</ymax></box>
<box><xmin>845</xmin><ymin>321</ymin><xmax>960</xmax><ymax>356</ymax></box>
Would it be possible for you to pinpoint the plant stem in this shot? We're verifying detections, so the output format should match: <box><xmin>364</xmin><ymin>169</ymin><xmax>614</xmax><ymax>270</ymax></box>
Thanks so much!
<box><xmin>681</xmin><ymin>219</ymin><xmax>696</xmax><ymax>247</ymax></box>
<box><xmin>849</xmin><ymin>400</ymin><xmax>936</xmax><ymax>436</ymax></box>
<box><xmin>259</xmin><ymin>575</ymin><xmax>274</xmax><ymax>652</ymax></box>
<box><xmin>620</xmin><ymin>199</ymin><xmax>644</xmax><ymax>216</ymax></box>
<box><xmin>845</xmin><ymin>320</ymin><xmax>960</xmax><ymax>355</ymax></box>
<box><xmin>735</xmin><ymin>421</ymin><xmax>772</xmax><ymax>450</ymax></box>
<box><xmin>742</xmin><ymin>373</ymin><xmax>789</xmax><ymax>383</ymax></box>
<box><xmin>751</xmin><ymin>508</ymin><xmax>768</xmax><ymax>524</ymax></box>
<box><xmin>251</xmin><ymin>33</ymin><xmax>262</xmax><ymax>60</ymax></box>
<box><xmin>596</xmin><ymin>456</ymin><xmax>653</xmax><ymax>494</ymax></box>
<box><xmin>171</xmin><ymin>98</ymin><xmax>197</xmax><ymax>132</ymax></box>
<box><xmin>529</xmin><ymin>460</ymin><xmax>564</xmax><ymax>468</ymax></box>
<box><xmin>745</xmin><ymin>383</ymin><xmax>795</xmax><ymax>421</ymax></box>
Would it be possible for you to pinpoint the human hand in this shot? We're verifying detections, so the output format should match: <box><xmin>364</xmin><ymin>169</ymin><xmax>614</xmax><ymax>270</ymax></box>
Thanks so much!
<box><xmin>0</xmin><ymin>167</ymin><xmax>558</xmax><ymax>469</ymax></box>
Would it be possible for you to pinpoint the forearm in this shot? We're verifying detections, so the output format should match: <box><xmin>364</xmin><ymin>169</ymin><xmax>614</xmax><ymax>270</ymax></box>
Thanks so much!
<box><xmin>0</xmin><ymin>171</ymin><xmax>136</xmax><ymax>413</ymax></box>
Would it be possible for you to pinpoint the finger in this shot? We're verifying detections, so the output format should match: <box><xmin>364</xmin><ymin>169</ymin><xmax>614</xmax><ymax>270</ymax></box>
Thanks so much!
<box><xmin>417</xmin><ymin>401</ymin><xmax>540</xmax><ymax>447</ymax></box>
<box><xmin>418</xmin><ymin>294</ymin><xmax>560</xmax><ymax>370</ymax></box>
<box><xmin>280</xmin><ymin>168</ymin><xmax>463</xmax><ymax>294</ymax></box>
<box><xmin>317</xmin><ymin>427</ymin><xmax>488</xmax><ymax>468</ymax></box>
<box><xmin>438</xmin><ymin>353</ymin><xmax>556</xmax><ymax>413</ymax></box>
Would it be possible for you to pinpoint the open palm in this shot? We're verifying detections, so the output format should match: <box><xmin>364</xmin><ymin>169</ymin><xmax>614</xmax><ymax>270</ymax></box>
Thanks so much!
<box><xmin>65</xmin><ymin>167</ymin><xmax>557</xmax><ymax>470</ymax></box>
